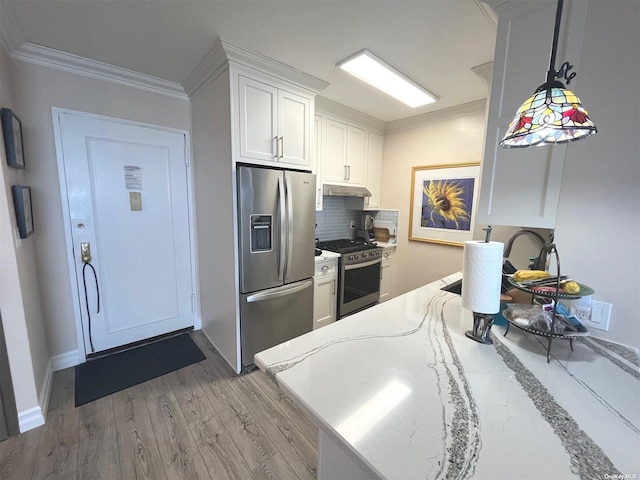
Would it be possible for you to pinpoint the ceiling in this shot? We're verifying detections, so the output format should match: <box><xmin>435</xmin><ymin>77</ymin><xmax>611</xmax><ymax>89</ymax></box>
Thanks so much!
<box><xmin>1</xmin><ymin>1</ymin><xmax>498</xmax><ymax>123</ymax></box>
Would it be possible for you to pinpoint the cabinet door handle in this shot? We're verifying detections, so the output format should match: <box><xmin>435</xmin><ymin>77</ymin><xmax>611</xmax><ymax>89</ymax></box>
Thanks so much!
<box><xmin>322</xmin><ymin>265</ymin><xmax>329</xmax><ymax>271</ymax></box>
<box><xmin>273</xmin><ymin>136</ymin><xmax>279</xmax><ymax>158</ymax></box>
<box><xmin>332</xmin><ymin>279</ymin><xmax>336</xmax><ymax>295</ymax></box>
<box><xmin>347</xmin><ymin>165</ymin><xmax>351</xmax><ymax>180</ymax></box>
<box><xmin>343</xmin><ymin>165</ymin><xmax>348</xmax><ymax>180</ymax></box>
<box><xmin>279</xmin><ymin>136</ymin><xmax>284</xmax><ymax>159</ymax></box>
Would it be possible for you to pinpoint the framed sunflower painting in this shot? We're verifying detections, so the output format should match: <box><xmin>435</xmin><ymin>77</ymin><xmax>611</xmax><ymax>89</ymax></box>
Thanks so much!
<box><xmin>409</xmin><ymin>162</ymin><xmax>480</xmax><ymax>246</ymax></box>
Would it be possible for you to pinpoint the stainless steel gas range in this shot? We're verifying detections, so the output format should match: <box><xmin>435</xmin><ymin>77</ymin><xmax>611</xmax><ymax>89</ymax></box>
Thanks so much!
<box><xmin>317</xmin><ymin>239</ymin><xmax>382</xmax><ymax>318</ymax></box>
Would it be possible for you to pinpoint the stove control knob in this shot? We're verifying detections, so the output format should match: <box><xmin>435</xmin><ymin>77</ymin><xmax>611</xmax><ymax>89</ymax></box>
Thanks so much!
<box><xmin>348</xmin><ymin>255</ymin><xmax>355</xmax><ymax>261</ymax></box>
<box><xmin>362</xmin><ymin>252</ymin><xmax>368</xmax><ymax>258</ymax></box>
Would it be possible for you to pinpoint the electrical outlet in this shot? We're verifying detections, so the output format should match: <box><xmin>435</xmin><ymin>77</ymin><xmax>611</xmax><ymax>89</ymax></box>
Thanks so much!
<box><xmin>349</xmin><ymin>220</ymin><xmax>355</xmax><ymax>229</ymax></box>
<box><xmin>571</xmin><ymin>305</ymin><xmax>591</xmax><ymax>323</ymax></box>
<box><xmin>591</xmin><ymin>301</ymin><xmax>612</xmax><ymax>331</ymax></box>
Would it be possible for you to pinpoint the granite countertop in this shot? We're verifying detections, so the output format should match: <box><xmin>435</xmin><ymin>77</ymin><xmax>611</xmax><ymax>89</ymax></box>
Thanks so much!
<box><xmin>255</xmin><ymin>272</ymin><xmax>640</xmax><ymax>479</ymax></box>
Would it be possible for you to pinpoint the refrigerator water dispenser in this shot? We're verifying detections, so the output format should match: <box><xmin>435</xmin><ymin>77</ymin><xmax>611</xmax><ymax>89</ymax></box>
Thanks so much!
<box><xmin>250</xmin><ymin>215</ymin><xmax>272</xmax><ymax>252</ymax></box>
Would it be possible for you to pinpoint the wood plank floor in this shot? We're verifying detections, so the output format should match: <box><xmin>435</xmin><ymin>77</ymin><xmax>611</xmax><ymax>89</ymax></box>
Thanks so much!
<box><xmin>0</xmin><ymin>331</ymin><xmax>319</xmax><ymax>480</ymax></box>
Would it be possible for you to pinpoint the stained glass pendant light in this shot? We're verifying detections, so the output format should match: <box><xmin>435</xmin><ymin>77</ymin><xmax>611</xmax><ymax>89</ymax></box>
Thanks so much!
<box><xmin>500</xmin><ymin>0</ymin><xmax>597</xmax><ymax>148</ymax></box>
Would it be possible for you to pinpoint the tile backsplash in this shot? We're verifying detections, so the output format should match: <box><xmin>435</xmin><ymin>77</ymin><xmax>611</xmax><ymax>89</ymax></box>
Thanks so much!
<box><xmin>315</xmin><ymin>197</ymin><xmax>359</xmax><ymax>240</ymax></box>
<box><xmin>315</xmin><ymin>196</ymin><xmax>398</xmax><ymax>241</ymax></box>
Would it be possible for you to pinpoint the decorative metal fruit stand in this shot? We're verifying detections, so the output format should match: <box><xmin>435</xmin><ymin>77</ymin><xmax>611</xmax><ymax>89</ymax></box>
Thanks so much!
<box><xmin>503</xmin><ymin>244</ymin><xmax>594</xmax><ymax>362</ymax></box>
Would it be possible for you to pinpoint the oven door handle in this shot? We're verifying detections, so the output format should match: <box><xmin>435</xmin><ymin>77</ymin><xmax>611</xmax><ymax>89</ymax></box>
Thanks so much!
<box><xmin>344</xmin><ymin>258</ymin><xmax>381</xmax><ymax>271</ymax></box>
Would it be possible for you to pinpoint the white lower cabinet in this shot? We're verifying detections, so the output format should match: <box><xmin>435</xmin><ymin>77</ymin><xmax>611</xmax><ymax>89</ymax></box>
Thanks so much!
<box><xmin>379</xmin><ymin>245</ymin><xmax>395</xmax><ymax>302</ymax></box>
<box><xmin>313</xmin><ymin>257</ymin><xmax>338</xmax><ymax>329</ymax></box>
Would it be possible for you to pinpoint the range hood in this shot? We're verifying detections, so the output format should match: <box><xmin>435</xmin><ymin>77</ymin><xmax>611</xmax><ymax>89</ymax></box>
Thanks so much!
<box><xmin>323</xmin><ymin>184</ymin><xmax>371</xmax><ymax>197</ymax></box>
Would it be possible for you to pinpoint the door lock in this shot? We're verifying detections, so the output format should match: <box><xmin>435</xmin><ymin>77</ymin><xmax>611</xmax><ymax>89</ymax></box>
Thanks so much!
<box><xmin>80</xmin><ymin>242</ymin><xmax>92</xmax><ymax>264</ymax></box>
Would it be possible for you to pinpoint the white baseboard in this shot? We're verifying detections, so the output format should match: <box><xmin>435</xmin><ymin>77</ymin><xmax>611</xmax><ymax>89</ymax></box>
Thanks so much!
<box><xmin>51</xmin><ymin>349</ymin><xmax>83</xmax><ymax>371</ymax></box>
<box><xmin>17</xmin><ymin>352</ymin><xmax>81</xmax><ymax>433</ymax></box>
<box><xmin>39</xmin><ymin>359</ymin><xmax>53</xmax><ymax>415</ymax></box>
<box><xmin>18</xmin><ymin>359</ymin><xmax>55</xmax><ymax>433</ymax></box>
<box><xmin>18</xmin><ymin>406</ymin><xmax>45</xmax><ymax>433</ymax></box>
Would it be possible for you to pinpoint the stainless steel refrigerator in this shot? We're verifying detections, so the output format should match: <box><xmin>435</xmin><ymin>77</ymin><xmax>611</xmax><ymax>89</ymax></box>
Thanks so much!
<box><xmin>237</xmin><ymin>165</ymin><xmax>315</xmax><ymax>370</ymax></box>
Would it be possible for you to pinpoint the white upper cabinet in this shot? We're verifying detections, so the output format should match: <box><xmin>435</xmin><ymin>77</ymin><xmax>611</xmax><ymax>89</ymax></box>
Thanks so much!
<box><xmin>238</xmin><ymin>76</ymin><xmax>277</xmax><ymax>162</ymax></box>
<box><xmin>323</xmin><ymin>117</ymin><xmax>367</xmax><ymax>185</ymax></box>
<box><xmin>279</xmin><ymin>89</ymin><xmax>311</xmax><ymax>166</ymax></box>
<box><xmin>313</xmin><ymin>114</ymin><xmax>323</xmax><ymax>210</ymax></box>
<box><xmin>237</xmin><ymin>73</ymin><xmax>312</xmax><ymax>168</ymax></box>
<box><xmin>477</xmin><ymin>1</ymin><xmax>587</xmax><ymax>229</ymax></box>
<box><xmin>364</xmin><ymin>131</ymin><xmax>384</xmax><ymax>209</ymax></box>
<box><xmin>314</xmin><ymin>100</ymin><xmax>386</xmax><ymax>210</ymax></box>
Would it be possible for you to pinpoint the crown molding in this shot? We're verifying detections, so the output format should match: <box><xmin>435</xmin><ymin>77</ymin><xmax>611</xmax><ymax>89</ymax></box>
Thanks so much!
<box><xmin>385</xmin><ymin>99</ymin><xmax>487</xmax><ymax>133</ymax></box>
<box><xmin>183</xmin><ymin>38</ymin><xmax>329</xmax><ymax>98</ymax></box>
<box><xmin>0</xmin><ymin>1</ymin><xmax>187</xmax><ymax>100</ymax></box>
<box><xmin>315</xmin><ymin>96</ymin><xmax>386</xmax><ymax>131</ymax></box>
<box><xmin>8</xmin><ymin>42</ymin><xmax>187</xmax><ymax>99</ymax></box>
<box><xmin>182</xmin><ymin>39</ymin><xmax>230</xmax><ymax>97</ymax></box>
<box><xmin>0</xmin><ymin>1</ymin><xmax>24</xmax><ymax>55</ymax></box>
<box><xmin>471</xmin><ymin>61</ymin><xmax>494</xmax><ymax>84</ymax></box>
<box><xmin>481</xmin><ymin>1</ymin><xmax>530</xmax><ymax>16</ymax></box>
<box><xmin>475</xmin><ymin>0</ymin><xmax>498</xmax><ymax>27</ymax></box>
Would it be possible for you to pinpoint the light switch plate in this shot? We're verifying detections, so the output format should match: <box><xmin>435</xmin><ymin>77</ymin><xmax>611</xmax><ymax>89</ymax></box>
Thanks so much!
<box><xmin>591</xmin><ymin>301</ymin><xmax>612</xmax><ymax>331</ymax></box>
<box><xmin>13</xmin><ymin>227</ymin><xmax>22</xmax><ymax>248</ymax></box>
<box><xmin>129</xmin><ymin>191</ymin><xmax>142</xmax><ymax>211</ymax></box>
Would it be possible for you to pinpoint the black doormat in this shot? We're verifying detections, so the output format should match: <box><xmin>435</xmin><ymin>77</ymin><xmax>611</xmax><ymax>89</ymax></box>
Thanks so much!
<box><xmin>75</xmin><ymin>333</ymin><xmax>206</xmax><ymax>407</ymax></box>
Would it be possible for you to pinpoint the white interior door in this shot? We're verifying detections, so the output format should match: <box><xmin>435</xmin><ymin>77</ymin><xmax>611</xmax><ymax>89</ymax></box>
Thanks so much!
<box><xmin>56</xmin><ymin>111</ymin><xmax>194</xmax><ymax>355</ymax></box>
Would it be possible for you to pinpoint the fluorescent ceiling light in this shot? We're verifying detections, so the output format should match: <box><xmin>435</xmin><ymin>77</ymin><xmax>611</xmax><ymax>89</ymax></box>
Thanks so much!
<box><xmin>337</xmin><ymin>49</ymin><xmax>437</xmax><ymax>108</ymax></box>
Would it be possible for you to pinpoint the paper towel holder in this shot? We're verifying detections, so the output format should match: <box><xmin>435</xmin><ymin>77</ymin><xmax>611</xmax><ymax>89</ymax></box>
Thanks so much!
<box><xmin>466</xmin><ymin>313</ymin><xmax>495</xmax><ymax>344</ymax></box>
<box><xmin>465</xmin><ymin>225</ymin><xmax>496</xmax><ymax>344</ymax></box>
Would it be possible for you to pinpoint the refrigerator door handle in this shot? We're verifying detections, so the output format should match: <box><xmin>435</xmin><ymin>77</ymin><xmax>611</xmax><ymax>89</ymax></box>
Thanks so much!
<box><xmin>285</xmin><ymin>175</ymin><xmax>294</xmax><ymax>278</ymax></box>
<box><xmin>277</xmin><ymin>176</ymin><xmax>286</xmax><ymax>281</ymax></box>
<box><xmin>246</xmin><ymin>280</ymin><xmax>313</xmax><ymax>303</ymax></box>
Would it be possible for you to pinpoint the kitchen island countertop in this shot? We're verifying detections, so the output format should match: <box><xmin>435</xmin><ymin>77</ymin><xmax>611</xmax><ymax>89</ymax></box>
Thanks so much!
<box><xmin>255</xmin><ymin>272</ymin><xmax>640</xmax><ymax>479</ymax></box>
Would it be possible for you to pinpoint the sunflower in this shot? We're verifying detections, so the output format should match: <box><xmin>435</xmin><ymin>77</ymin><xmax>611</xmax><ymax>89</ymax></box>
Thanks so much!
<box><xmin>423</xmin><ymin>180</ymin><xmax>470</xmax><ymax>228</ymax></box>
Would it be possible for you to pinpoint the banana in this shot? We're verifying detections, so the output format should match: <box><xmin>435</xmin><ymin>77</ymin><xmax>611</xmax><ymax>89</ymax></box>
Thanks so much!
<box><xmin>513</xmin><ymin>270</ymin><xmax>550</xmax><ymax>282</ymax></box>
<box><xmin>560</xmin><ymin>280</ymin><xmax>580</xmax><ymax>294</ymax></box>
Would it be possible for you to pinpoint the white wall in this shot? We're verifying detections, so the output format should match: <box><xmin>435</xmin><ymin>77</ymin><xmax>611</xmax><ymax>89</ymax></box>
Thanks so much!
<box><xmin>381</xmin><ymin>103</ymin><xmax>553</xmax><ymax>299</ymax></box>
<box><xmin>381</xmin><ymin>104</ymin><xmax>488</xmax><ymax>296</ymax></box>
<box><xmin>554</xmin><ymin>1</ymin><xmax>639</xmax><ymax>348</ymax></box>
<box><xmin>0</xmin><ymin>48</ymin><xmax>48</xmax><ymax>429</ymax></box>
<box><xmin>190</xmin><ymin>71</ymin><xmax>241</xmax><ymax>372</ymax></box>
<box><xmin>9</xmin><ymin>59</ymin><xmax>191</xmax><ymax>365</ymax></box>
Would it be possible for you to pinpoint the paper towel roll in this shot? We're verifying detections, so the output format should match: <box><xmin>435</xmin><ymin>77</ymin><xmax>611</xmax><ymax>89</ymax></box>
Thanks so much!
<box><xmin>461</xmin><ymin>241</ymin><xmax>504</xmax><ymax>314</ymax></box>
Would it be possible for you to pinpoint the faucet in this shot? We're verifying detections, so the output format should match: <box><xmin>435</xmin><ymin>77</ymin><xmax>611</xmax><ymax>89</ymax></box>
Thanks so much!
<box><xmin>503</xmin><ymin>229</ymin><xmax>554</xmax><ymax>271</ymax></box>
